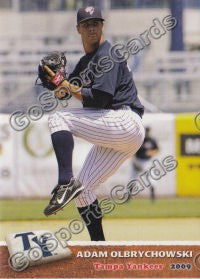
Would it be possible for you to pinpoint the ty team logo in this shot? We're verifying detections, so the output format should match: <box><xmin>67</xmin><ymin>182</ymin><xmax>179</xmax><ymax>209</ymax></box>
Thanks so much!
<box><xmin>8</xmin><ymin>231</ymin><xmax>58</xmax><ymax>271</ymax></box>
<box><xmin>85</xmin><ymin>6</ymin><xmax>95</xmax><ymax>15</ymax></box>
<box><xmin>15</xmin><ymin>232</ymin><xmax>54</xmax><ymax>257</ymax></box>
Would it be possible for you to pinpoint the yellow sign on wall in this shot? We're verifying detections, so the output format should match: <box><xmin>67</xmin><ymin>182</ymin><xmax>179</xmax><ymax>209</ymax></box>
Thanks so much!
<box><xmin>176</xmin><ymin>113</ymin><xmax>200</xmax><ymax>196</ymax></box>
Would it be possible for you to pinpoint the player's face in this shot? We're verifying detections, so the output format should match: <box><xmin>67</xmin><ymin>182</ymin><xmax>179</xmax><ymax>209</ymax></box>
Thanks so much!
<box><xmin>77</xmin><ymin>19</ymin><xmax>103</xmax><ymax>45</ymax></box>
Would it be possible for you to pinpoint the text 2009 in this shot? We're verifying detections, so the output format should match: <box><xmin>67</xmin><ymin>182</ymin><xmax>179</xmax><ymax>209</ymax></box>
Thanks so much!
<box><xmin>170</xmin><ymin>263</ymin><xmax>191</xmax><ymax>270</ymax></box>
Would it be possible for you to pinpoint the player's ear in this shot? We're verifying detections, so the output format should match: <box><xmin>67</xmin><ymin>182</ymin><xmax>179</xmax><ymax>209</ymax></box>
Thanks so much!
<box><xmin>76</xmin><ymin>24</ymin><xmax>81</xmax><ymax>34</ymax></box>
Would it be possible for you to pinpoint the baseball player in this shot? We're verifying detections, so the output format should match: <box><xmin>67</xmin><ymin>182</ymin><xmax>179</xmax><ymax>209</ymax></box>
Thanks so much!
<box><xmin>43</xmin><ymin>6</ymin><xmax>145</xmax><ymax>241</ymax></box>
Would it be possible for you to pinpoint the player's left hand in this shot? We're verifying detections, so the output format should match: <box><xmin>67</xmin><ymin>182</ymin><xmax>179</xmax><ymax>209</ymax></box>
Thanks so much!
<box><xmin>36</xmin><ymin>51</ymin><xmax>68</xmax><ymax>91</ymax></box>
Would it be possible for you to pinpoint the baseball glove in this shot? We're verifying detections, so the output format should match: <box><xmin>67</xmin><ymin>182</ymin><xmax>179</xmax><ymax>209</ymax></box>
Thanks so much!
<box><xmin>37</xmin><ymin>51</ymin><xmax>67</xmax><ymax>91</ymax></box>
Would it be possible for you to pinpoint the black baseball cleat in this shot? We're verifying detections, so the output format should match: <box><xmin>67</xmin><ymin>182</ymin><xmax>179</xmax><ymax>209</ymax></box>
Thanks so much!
<box><xmin>44</xmin><ymin>178</ymin><xmax>84</xmax><ymax>216</ymax></box>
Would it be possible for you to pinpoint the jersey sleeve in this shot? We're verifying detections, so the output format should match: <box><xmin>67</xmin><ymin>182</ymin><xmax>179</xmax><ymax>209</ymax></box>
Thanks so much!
<box><xmin>82</xmin><ymin>88</ymin><xmax>112</xmax><ymax>108</ymax></box>
<box><xmin>91</xmin><ymin>60</ymin><xmax>119</xmax><ymax>95</ymax></box>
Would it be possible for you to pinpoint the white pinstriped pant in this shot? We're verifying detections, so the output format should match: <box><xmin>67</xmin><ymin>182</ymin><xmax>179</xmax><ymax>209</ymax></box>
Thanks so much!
<box><xmin>48</xmin><ymin>106</ymin><xmax>145</xmax><ymax>207</ymax></box>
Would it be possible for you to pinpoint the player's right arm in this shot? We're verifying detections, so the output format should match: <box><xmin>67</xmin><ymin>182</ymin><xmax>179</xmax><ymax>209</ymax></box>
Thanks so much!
<box><xmin>54</xmin><ymin>58</ymin><xmax>115</xmax><ymax>107</ymax></box>
<box><xmin>54</xmin><ymin>80</ymin><xmax>83</xmax><ymax>101</ymax></box>
<box><xmin>55</xmin><ymin>80</ymin><xmax>113</xmax><ymax>107</ymax></box>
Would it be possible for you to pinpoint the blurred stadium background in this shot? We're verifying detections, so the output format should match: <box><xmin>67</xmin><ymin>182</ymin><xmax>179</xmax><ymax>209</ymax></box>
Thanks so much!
<box><xmin>0</xmin><ymin>0</ymin><xmax>199</xmax><ymax>241</ymax></box>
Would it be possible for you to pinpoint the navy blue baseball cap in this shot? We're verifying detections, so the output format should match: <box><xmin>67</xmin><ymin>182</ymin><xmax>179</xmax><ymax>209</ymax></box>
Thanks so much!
<box><xmin>77</xmin><ymin>6</ymin><xmax>104</xmax><ymax>24</ymax></box>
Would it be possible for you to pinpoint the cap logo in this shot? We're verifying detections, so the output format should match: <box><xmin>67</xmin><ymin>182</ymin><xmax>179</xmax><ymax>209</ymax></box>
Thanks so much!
<box><xmin>85</xmin><ymin>6</ymin><xmax>95</xmax><ymax>15</ymax></box>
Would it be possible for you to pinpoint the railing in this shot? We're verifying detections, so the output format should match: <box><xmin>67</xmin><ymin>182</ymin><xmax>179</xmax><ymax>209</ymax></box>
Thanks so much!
<box><xmin>133</xmin><ymin>51</ymin><xmax>200</xmax><ymax>112</ymax></box>
<box><xmin>0</xmin><ymin>43</ymin><xmax>199</xmax><ymax>113</ymax></box>
<box><xmin>1</xmin><ymin>0</ymin><xmax>200</xmax><ymax>12</ymax></box>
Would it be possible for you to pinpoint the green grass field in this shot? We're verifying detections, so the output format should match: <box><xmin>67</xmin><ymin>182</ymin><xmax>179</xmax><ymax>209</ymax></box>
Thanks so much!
<box><xmin>0</xmin><ymin>198</ymin><xmax>200</xmax><ymax>221</ymax></box>
<box><xmin>0</xmin><ymin>198</ymin><xmax>199</xmax><ymax>241</ymax></box>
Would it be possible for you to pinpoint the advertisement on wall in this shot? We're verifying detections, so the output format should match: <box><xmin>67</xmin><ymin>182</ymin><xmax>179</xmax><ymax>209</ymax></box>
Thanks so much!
<box><xmin>0</xmin><ymin>115</ymin><xmax>16</xmax><ymax>198</ymax></box>
<box><xmin>176</xmin><ymin>114</ymin><xmax>200</xmax><ymax>196</ymax></box>
<box><xmin>16</xmin><ymin>119</ymin><xmax>57</xmax><ymax>198</ymax></box>
<box><xmin>96</xmin><ymin>113</ymin><xmax>177</xmax><ymax>198</ymax></box>
<box><xmin>0</xmin><ymin>114</ymin><xmax>177</xmax><ymax>198</ymax></box>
